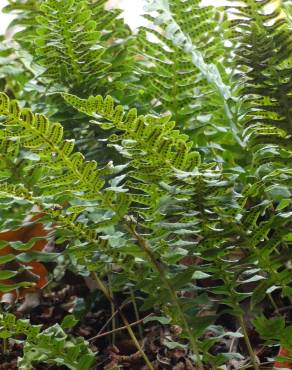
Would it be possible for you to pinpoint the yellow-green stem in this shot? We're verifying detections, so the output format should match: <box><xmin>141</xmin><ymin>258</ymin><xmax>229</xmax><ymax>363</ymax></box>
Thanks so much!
<box><xmin>126</xmin><ymin>225</ymin><xmax>204</xmax><ymax>370</ymax></box>
<box><xmin>107</xmin><ymin>269</ymin><xmax>116</xmax><ymax>344</ymax></box>
<box><xmin>92</xmin><ymin>272</ymin><xmax>154</xmax><ymax>370</ymax></box>
<box><xmin>239</xmin><ymin>315</ymin><xmax>259</xmax><ymax>370</ymax></box>
<box><xmin>130</xmin><ymin>287</ymin><xmax>143</xmax><ymax>340</ymax></box>
<box><xmin>3</xmin><ymin>338</ymin><xmax>8</xmax><ymax>355</ymax></box>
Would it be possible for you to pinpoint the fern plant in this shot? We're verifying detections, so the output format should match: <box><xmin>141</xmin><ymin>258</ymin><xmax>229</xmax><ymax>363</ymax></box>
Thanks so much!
<box><xmin>0</xmin><ymin>313</ymin><xmax>95</xmax><ymax>369</ymax></box>
<box><xmin>1</xmin><ymin>88</ymin><xmax>291</xmax><ymax>368</ymax></box>
<box><xmin>0</xmin><ymin>0</ymin><xmax>291</xmax><ymax>369</ymax></box>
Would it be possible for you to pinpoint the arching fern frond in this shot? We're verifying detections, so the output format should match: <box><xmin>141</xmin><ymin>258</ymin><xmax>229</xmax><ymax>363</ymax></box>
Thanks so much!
<box><xmin>133</xmin><ymin>0</ymin><xmax>243</xmax><ymax>155</ymax></box>
<box><xmin>143</xmin><ymin>0</ymin><xmax>231</xmax><ymax>100</ymax></box>
<box><xmin>62</xmin><ymin>92</ymin><xmax>201</xmax><ymax>173</ymax></box>
<box><xmin>229</xmin><ymin>0</ymin><xmax>292</xmax><ymax>188</ymax></box>
<box><xmin>137</xmin><ymin>0</ymin><xmax>228</xmax><ymax>113</ymax></box>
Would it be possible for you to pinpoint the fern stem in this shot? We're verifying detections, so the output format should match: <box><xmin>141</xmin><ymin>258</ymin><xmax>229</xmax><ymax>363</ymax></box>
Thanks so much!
<box><xmin>239</xmin><ymin>315</ymin><xmax>259</xmax><ymax>370</ymax></box>
<box><xmin>126</xmin><ymin>224</ymin><xmax>204</xmax><ymax>370</ymax></box>
<box><xmin>107</xmin><ymin>269</ymin><xmax>116</xmax><ymax>345</ymax></box>
<box><xmin>89</xmin><ymin>313</ymin><xmax>153</xmax><ymax>341</ymax></box>
<box><xmin>3</xmin><ymin>338</ymin><xmax>8</xmax><ymax>355</ymax></box>
<box><xmin>130</xmin><ymin>287</ymin><xmax>143</xmax><ymax>340</ymax></box>
<box><xmin>268</xmin><ymin>293</ymin><xmax>278</xmax><ymax>312</ymax></box>
<box><xmin>218</xmin><ymin>264</ymin><xmax>259</xmax><ymax>369</ymax></box>
<box><xmin>91</xmin><ymin>272</ymin><xmax>154</xmax><ymax>370</ymax></box>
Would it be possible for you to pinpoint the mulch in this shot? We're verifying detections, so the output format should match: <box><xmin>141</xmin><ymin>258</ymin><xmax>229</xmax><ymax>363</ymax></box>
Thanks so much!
<box><xmin>0</xmin><ymin>270</ymin><xmax>289</xmax><ymax>369</ymax></box>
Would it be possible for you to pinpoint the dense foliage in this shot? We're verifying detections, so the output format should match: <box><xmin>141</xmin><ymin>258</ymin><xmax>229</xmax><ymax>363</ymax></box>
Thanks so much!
<box><xmin>0</xmin><ymin>0</ymin><xmax>291</xmax><ymax>369</ymax></box>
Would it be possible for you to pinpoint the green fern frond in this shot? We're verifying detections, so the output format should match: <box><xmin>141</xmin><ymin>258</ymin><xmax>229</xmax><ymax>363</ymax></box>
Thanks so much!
<box><xmin>62</xmin><ymin>92</ymin><xmax>201</xmax><ymax>173</ymax></box>
<box><xmin>229</xmin><ymin>0</ymin><xmax>292</xmax><ymax>184</ymax></box>
<box><xmin>143</xmin><ymin>0</ymin><xmax>231</xmax><ymax>100</ymax></box>
<box><xmin>34</xmin><ymin>0</ymin><xmax>107</xmax><ymax>92</ymax></box>
<box><xmin>5</xmin><ymin>0</ymin><xmax>133</xmax><ymax>97</ymax></box>
<box><xmin>0</xmin><ymin>92</ymin><xmax>106</xmax><ymax>199</ymax></box>
<box><xmin>64</xmin><ymin>93</ymin><xmax>235</xmax><ymax>267</ymax></box>
<box><xmin>133</xmin><ymin>0</ymin><xmax>243</xmax><ymax>153</ymax></box>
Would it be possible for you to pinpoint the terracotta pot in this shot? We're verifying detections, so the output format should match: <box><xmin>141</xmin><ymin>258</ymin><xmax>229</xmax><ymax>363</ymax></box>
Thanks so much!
<box><xmin>274</xmin><ymin>347</ymin><xmax>292</xmax><ymax>369</ymax></box>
